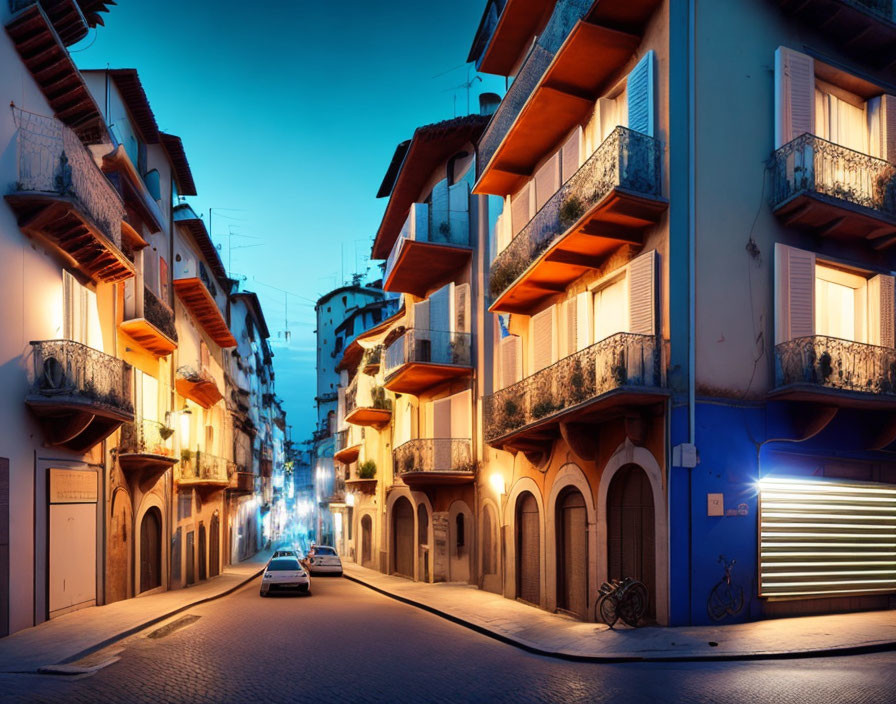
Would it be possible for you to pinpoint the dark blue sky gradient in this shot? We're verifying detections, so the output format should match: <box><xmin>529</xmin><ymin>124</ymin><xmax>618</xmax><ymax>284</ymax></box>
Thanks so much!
<box><xmin>70</xmin><ymin>0</ymin><xmax>503</xmax><ymax>438</ymax></box>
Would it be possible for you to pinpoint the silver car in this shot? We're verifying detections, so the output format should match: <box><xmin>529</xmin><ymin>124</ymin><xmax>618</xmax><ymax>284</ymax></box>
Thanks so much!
<box><xmin>305</xmin><ymin>545</ymin><xmax>342</xmax><ymax>576</ymax></box>
<box><xmin>259</xmin><ymin>557</ymin><xmax>311</xmax><ymax>597</ymax></box>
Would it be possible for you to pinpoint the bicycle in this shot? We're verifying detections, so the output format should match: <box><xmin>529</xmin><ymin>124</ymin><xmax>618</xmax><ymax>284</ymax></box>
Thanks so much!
<box><xmin>596</xmin><ymin>577</ymin><xmax>648</xmax><ymax>628</ymax></box>
<box><xmin>707</xmin><ymin>555</ymin><xmax>744</xmax><ymax>622</ymax></box>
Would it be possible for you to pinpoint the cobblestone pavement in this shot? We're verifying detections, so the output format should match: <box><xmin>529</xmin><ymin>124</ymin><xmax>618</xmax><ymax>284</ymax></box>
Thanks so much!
<box><xmin>2</xmin><ymin>576</ymin><xmax>896</xmax><ymax>703</ymax></box>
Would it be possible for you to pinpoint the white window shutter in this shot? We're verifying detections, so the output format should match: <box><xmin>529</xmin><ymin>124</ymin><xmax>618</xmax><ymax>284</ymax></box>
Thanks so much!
<box><xmin>774</xmin><ymin>243</ymin><xmax>816</xmax><ymax>344</ymax></box>
<box><xmin>627</xmin><ymin>250</ymin><xmax>657</xmax><ymax>336</ymax></box>
<box><xmin>561</xmin><ymin>127</ymin><xmax>583</xmax><ymax>183</ymax></box>
<box><xmin>774</xmin><ymin>47</ymin><xmax>815</xmax><ymax>148</ymax></box>
<box><xmin>511</xmin><ymin>183</ymin><xmax>531</xmax><ymax>236</ymax></box>
<box><xmin>626</xmin><ymin>50</ymin><xmax>655</xmax><ymax>137</ymax></box>
<box><xmin>433</xmin><ymin>397</ymin><xmax>451</xmax><ymax>438</ymax></box>
<box><xmin>868</xmin><ymin>274</ymin><xmax>896</xmax><ymax>348</ymax></box>
<box><xmin>429</xmin><ymin>283</ymin><xmax>453</xmax><ymax>332</ymax></box>
<box><xmin>450</xmin><ymin>390</ymin><xmax>472</xmax><ymax>439</ymax></box>
<box><xmin>534</xmin><ymin>152</ymin><xmax>560</xmax><ymax>211</ymax></box>
<box><xmin>500</xmin><ymin>335</ymin><xmax>523</xmax><ymax>388</ymax></box>
<box><xmin>495</xmin><ymin>210</ymin><xmax>509</xmax><ymax>254</ymax></box>
<box><xmin>414</xmin><ymin>298</ymin><xmax>430</xmax><ymax>331</ymax></box>
<box><xmin>564</xmin><ymin>297</ymin><xmax>578</xmax><ymax>357</ymax></box>
<box><xmin>576</xmin><ymin>291</ymin><xmax>591</xmax><ymax>350</ymax></box>
<box><xmin>531</xmin><ymin>307</ymin><xmax>555</xmax><ymax>372</ymax></box>
<box><xmin>454</xmin><ymin>283</ymin><xmax>470</xmax><ymax>333</ymax></box>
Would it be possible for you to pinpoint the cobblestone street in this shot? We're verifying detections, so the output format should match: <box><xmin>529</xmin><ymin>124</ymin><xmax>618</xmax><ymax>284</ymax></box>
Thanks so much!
<box><xmin>2</xmin><ymin>575</ymin><xmax>896</xmax><ymax>703</ymax></box>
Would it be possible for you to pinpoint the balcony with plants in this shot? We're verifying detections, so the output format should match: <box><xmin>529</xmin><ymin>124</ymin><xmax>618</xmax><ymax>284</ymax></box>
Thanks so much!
<box><xmin>361</xmin><ymin>345</ymin><xmax>383</xmax><ymax>375</ymax></box>
<box><xmin>176</xmin><ymin>450</ymin><xmax>231</xmax><ymax>489</ymax></box>
<box><xmin>344</xmin><ymin>374</ymin><xmax>392</xmax><ymax>429</ymax></box>
<box><xmin>120</xmin><ymin>285</ymin><xmax>178</xmax><ymax>357</ymax></box>
<box><xmin>26</xmin><ymin>339</ymin><xmax>134</xmax><ymax>452</ymax></box>
<box><xmin>771</xmin><ymin>134</ymin><xmax>896</xmax><ymax>246</ymax></box>
<box><xmin>489</xmin><ymin>127</ymin><xmax>665</xmax><ymax>313</ymax></box>
<box><xmin>334</xmin><ymin>426</ymin><xmax>363</xmax><ymax>464</ymax></box>
<box><xmin>484</xmin><ymin>332</ymin><xmax>664</xmax><ymax>452</ymax></box>
<box><xmin>117</xmin><ymin>416</ymin><xmax>177</xmax><ymax>483</ymax></box>
<box><xmin>393</xmin><ymin>438</ymin><xmax>475</xmax><ymax>486</ymax></box>
<box><xmin>5</xmin><ymin>108</ymin><xmax>134</xmax><ymax>284</ymax></box>
<box><xmin>346</xmin><ymin>459</ymin><xmax>378</xmax><ymax>494</ymax></box>
<box><xmin>383</xmin><ymin>185</ymin><xmax>472</xmax><ymax>297</ymax></box>
<box><xmin>383</xmin><ymin>328</ymin><xmax>472</xmax><ymax>395</ymax></box>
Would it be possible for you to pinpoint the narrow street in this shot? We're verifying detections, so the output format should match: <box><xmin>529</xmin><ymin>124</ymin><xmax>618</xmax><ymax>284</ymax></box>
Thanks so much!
<box><xmin>2</xmin><ymin>576</ymin><xmax>895</xmax><ymax>704</ymax></box>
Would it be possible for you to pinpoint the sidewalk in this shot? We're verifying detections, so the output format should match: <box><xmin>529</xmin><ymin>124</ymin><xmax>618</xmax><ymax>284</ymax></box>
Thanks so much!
<box><xmin>0</xmin><ymin>549</ymin><xmax>272</xmax><ymax>673</ymax></box>
<box><xmin>343</xmin><ymin>563</ymin><xmax>896</xmax><ymax>662</ymax></box>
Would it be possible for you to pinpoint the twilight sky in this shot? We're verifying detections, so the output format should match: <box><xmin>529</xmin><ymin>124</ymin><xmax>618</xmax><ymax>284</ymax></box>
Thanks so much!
<box><xmin>70</xmin><ymin>0</ymin><xmax>504</xmax><ymax>440</ymax></box>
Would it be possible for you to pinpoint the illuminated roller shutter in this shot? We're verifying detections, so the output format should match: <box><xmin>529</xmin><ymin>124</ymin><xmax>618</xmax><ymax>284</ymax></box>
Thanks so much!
<box><xmin>759</xmin><ymin>477</ymin><xmax>896</xmax><ymax>598</ymax></box>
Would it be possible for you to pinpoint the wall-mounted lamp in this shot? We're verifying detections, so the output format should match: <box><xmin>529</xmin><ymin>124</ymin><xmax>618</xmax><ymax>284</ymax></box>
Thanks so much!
<box><xmin>489</xmin><ymin>472</ymin><xmax>506</xmax><ymax>497</ymax></box>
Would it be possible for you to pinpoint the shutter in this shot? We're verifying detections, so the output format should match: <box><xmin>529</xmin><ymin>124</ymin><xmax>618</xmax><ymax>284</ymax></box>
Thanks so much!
<box><xmin>500</xmin><ymin>335</ymin><xmax>522</xmax><ymax>388</ymax></box>
<box><xmin>433</xmin><ymin>397</ymin><xmax>451</xmax><ymax>438</ymax></box>
<box><xmin>531</xmin><ymin>307</ymin><xmax>555</xmax><ymax>372</ymax></box>
<box><xmin>626</xmin><ymin>51</ymin><xmax>655</xmax><ymax>137</ymax></box>
<box><xmin>511</xmin><ymin>183</ymin><xmax>531</xmax><ymax>236</ymax></box>
<box><xmin>414</xmin><ymin>298</ymin><xmax>430</xmax><ymax>331</ymax></box>
<box><xmin>450</xmin><ymin>390</ymin><xmax>472</xmax><ymax>438</ymax></box>
<box><xmin>430</xmin><ymin>178</ymin><xmax>450</xmax><ymax>234</ymax></box>
<box><xmin>868</xmin><ymin>274</ymin><xmax>896</xmax><ymax>348</ymax></box>
<box><xmin>576</xmin><ymin>291</ymin><xmax>591</xmax><ymax>350</ymax></box>
<box><xmin>774</xmin><ymin>47</ymin><xmax>815</xmax><ymax>148</ymax></box>
<box><xmin>454</xmin><ymin>283</ymin><xmax>470</xmax><ymax>333</ymax></box>
<box><xmin>882</xmin><ymin>95</ymin><xmax>896</xmax><ymax>164</ymax></box>
<box><xmin>430</xmin><ymin>283</ymin><xmax>453</xmax><ymax>332</ymax></box>
<box><xmin>561</xmin><ymin>127</ymin><xmax>583</xmax><ymax>183</ymax></box>
<box><xmin>495</xmin><ymin>210</ymin><xmax>509</xmax><ymax>255</ymax></box>
<box><xmin>627</xmin><ymin>250</ymin><xmax>657</xmax><ymax>336</ymax></box>
<box><xmin>564</xmin><ymin>297</ymin><xmax>578</xmax><ymax>357</ymax></box>
<box><xmin>774</xmin><ymin>243</ymin><xmax>816</xmax><ymax>344</ymax></box>
<box><xmin>534</xmin><ymin>152</ymin><xmax>560</xmax><ymax>211</ymax></box>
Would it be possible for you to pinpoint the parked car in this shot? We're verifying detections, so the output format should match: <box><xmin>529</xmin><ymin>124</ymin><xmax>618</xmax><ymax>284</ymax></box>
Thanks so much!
<box><xmin>259</xmin><ymin>557</ymin><xmax>310</xmax><ymax>597</ymax></box>
<box><xmin>305</xmin><ymin>545</ymin><xmax>342</xmax><ymax>576</ymax></box>
<box><xmin>271</xmin><ymin>548</ymin><xmax>301</xmax><ymax>561</ymax></box>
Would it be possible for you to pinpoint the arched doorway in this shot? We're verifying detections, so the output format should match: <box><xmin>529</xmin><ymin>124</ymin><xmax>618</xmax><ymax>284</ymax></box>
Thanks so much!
<box><xmin>607</xmin><ymin>465</ymin><xmax>655</xmax><ymax>618</ymax></box>
<box><xmin>556</xmin><ymin>487</ymin><xmax>588</xmax><ymax>619</ymax></box>
<box><xmin>361</xmin><ymin>515</ymin><xmax>372</xmax><ymax>565</ymax></box>
<box><xmin>198</xmin><ymin>523</ymin><xmax>207</xmax><ymax>581</ymax></box>
<box><xmin>210</xmin><ymin>513</ymin><xmax>220</xmax><ymax>578</ymax></box>
<box><xmin>481</xmin><ymin>504</ymin><xmax>496</xmax><ymax>576</ymax></box>
<box><xmin>516</xmin><ymin>492</ymin><xmax>540</xmax><ymax>606</ymax></box>
<box><xmin>108</xmin><ymin>490</ymin><xmax>131</xmax><ymax>603</ymax></box>
<box><xmin>392</xmin><ymin>497</ymin><xmax>414</xmax><ymax>578</ymax></box>
<box><xmin>139</xmin><ymin>508</ymin><xmax>162</xmax><ymax>593</ymax></box>
<box><xmin>417</xmin><ymin>504</ymin><xmax>429</xmax><ymax>582</ymax></box>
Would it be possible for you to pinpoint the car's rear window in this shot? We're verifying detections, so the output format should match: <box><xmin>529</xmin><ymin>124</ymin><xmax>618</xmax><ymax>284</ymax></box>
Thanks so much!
<box><xmin>268</xmin><ymin>558</ymin><xmax>299</xmax><ymax>571</ymax></box>
<box><xmin>315</xmin><ymin>547</ymin><xmax>336</xmax><ymax>556</ymax></box>
<box><xmin>274</xmin><ymin>550</ymin><xmax>294</xmax><ymax>557</ymax></box>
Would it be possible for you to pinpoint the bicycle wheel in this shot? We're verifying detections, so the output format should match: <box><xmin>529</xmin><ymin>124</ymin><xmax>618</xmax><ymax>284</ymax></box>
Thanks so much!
<box><xmin>619</xmin><ymin>583</ymin><xmax>648</xmax><ymax>627</ymax></box>
<box><xmin>726</xmin><ymin>583</ymin><xmax>745</xmax><ymax>616</ymax></box>
<box><xmin>707</xmin><ymin>582</ymin><xmax>731</xmax><ymax>622</ymax></box>
<box><xmin>598</xmin><ymin>593</ymin><xmax>618</xmax><ymax>627</ymax></box>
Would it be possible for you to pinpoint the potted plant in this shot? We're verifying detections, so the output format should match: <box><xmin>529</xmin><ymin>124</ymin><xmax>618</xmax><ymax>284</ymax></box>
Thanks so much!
<box><xmin>359</xmin><ymin>460</ymin><xmax>377</xmax><ymax>479</ymax></box>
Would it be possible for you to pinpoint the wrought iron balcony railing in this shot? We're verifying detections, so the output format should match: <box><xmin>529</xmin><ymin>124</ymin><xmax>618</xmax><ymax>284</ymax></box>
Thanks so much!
<box><xmin>12</xmin><ymin>108</ymin><xmax>125</xmax><ymax>249</ymax></box>
<box><xmin>384</xmin><ymin>329</ymin><xmax>472</xmax><ymax>376</ymax></box>
<box><xmin>143</xmin><ymin>286</ymin><xmax>177</xmax><ymax>342</ymax></box>
<box><xmin>177</xmin><ymin>450</ymin><xmax>230</xmax><ymax>483</ymax></box>
<box><xmin>28</xmin><ymin>339</ymin><xmax>133</xmax><ymax>415</ymax></box>
<box><xmin>489</xmin><ymin>127</ymin><xmax>663</xmax><ymax>299</ymax></box>
<box><xmin>361</xmin><ymin>345</ymin><xmax>382</xmax><ymax>374</ymax></box>
<box><xmin>335</xmin><ymin>428</ymin><xmax>363</xmax><ymax>453</ymax></box>
<box><xmin>775</xmin><ymin>335</ymin><xmax>896</xmax><ymax>395</ymax></box>
<box><xmin>345</xmin><ymin>375</ymin><xmax>391</xmax><ymax>416</ymax></box>
<box><xmin>485</xmin><ymin>332</ymin><xmax>661</xmax><ymax>442</ymax></box>
<box><xmin>393</xmin><ymin>438</ymin><xmax>474</xmax><ymax>477</ymax></box>
<box><xmin>119</xmin><ymin>417</ymin><xmax>175</xmax><ymax>457</ymax></box>
<box><xmin>771</xmin><ymin>133</ymin><xmax>896</xmax><ymax>219</ymax></box>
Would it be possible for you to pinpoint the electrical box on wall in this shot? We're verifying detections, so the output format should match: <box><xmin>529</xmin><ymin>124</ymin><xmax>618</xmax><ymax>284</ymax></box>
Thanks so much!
<box><xmin>707</xmin><ymin>493</ymin><xmax>724</xmax><ymax>517</ymax></box>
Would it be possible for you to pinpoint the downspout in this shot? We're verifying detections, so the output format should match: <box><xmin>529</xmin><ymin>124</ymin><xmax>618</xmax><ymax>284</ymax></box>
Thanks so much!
<box><xmin>687</xmin><ymin>0</ymin><xmax>698</xmax><ymax>624</ymax></box>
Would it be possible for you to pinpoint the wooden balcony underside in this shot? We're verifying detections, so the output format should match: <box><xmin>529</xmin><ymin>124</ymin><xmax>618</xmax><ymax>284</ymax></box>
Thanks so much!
<box><xmin>334</xmin><ymin>443</ymin><xmax>361</xmax><ymax>464</ymax></box>
<box><xmin>400</xmin><ymin>471</ymin><xmax>475</xmax><ymax>487</ymax></box>
<box><xmin>173</xmin><ymin>277</ymin><xmax>237</xmax><ymax>348</ymax></box>
<box><xmin>228</xmin><ymin>471</ymin><xmax>255</xmax><ymax>494</ymax></box>
<box><xmin>6</xmin><ymin>194</ymin><xmax>135</xmax><ymax>283</ymax></box>
<box><xmin>345</xmin><ymin>478</ymin><xmax>377</xmax><ymax>494</ymax></box>
<box><xmin>384</xmin><ymin>240</ymin><xmax>471</xmax><ymax>297</ymax></box>
<box><xmin>345</xmin><ymin>407</ymin><xmax>392</xmax><ymax>429</ymax></box>
<box><xmin>26</xmin><ymin>396</ymin><xmax>133</xmax><ymax>453</ymax></box>
<box><xmin>769</xmin><ymin>383</ymin><xmax>896</xmax><ymax>410</ymax></box>
<box><xmin>491</xmin><ymin>188</ymin><xmax>667</xmax><ymax>313</ymax></box>
<box><xmin>118</xmin><ymin>452</ymin><xmax>177</xmax><ymax>491</ymax></box>
<box><xmin>119</xmin><ymin>318</ymin><xmax>177</xmax><ymax>357</ymax></box>
<box><xmin>384</xmin><ymin>363</ymin><xmax>473</xmax><ymax>395</ymax></box>
<box><xmin>774</xmin><ymin>192</ymin><xmax>896</xmax><ymax>249</ymax></box>
<box><xmin>175</xmin><ymin>375</ymin><xmax>223</xmax><ymax>409</ymax></box>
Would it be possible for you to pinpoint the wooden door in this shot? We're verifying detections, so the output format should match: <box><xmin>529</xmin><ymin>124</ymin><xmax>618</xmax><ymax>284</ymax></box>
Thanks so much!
<box><xmin>557</xmin><ymin>489</ymin><xmax>588</xmax><ymax>619</ymax></box>
<box><xmin>361</xmin><ymin>515</ymin><xmax>372</xmax><ymax>565</ymax></box>
<box><xmin>210</xmin><ymin>514</ymin><xmax>220</xmax><ymax>578</ymax></box>
<box><xmin>516</xmin><ymin>492</ymin><xmax>540</xmax><ymax>605</ymax></box>
<box><xmin>186</xmin><ymin>530</ymin><xmax>195</xmax><ymax>585</ymax></box>
<box><xmin>607</xmin><ymin>465</ymin><xmax>655</xmax><ymax>618</ymax></box>
<box><xmin>392</xmin><ymin>499</ymin><xmax>414</xmax><ymax>578</ymax></box>
<box><xmin>139</xmin><ymin>508</ymin><xmax>161</xmax><ymax>593</ymax></box>
<box><xmin>417</xmin><ymin>504</ymin><xmax>430</xmax><ymax>582</ymax></box>
<box><xmin>198</xmin><ymin>523</ymin><xmax>207</xmax><ymax>581</ymax></box>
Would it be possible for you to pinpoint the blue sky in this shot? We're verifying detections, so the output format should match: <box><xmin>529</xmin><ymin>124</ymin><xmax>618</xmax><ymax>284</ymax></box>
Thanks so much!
<box><xmin>71</xmin><ymin>0</ymin><xmax>504</xmax><ymax>439</ymax></box>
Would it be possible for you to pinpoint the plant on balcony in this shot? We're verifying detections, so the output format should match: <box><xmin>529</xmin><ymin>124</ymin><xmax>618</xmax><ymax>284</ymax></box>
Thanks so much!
<box><xmin>402</xmin><ymin>454</ymin><xmax>416</xmax><ymax>475</ymax></box>
<box><xmin>371</xmin><ymin>385</ymin><xmax>391</xmax><ymax>410</ymax></box>
<box><xmin>359</xmin><ymin>460</ymin><xmax>377</xmax><ymax>479</ymax></box>
<box><xmin>532</xmin><ymin>399</ymin><xmax>560</xmax><ymax>420</ymax></box>
<box><xmin>449</xmin><ymin>338</ymin><xmax>469</xmax><ymax>365</ymax></box>
<box><xmin>159</xmin><ymin>425</ymin><xmax>175</xmax><ymax>441</ymax></box>
<box><xmin>489</xmin><ymin>259</ymin><xmax>524</xmax><ymax>299</ymax></box>
<box><xmin>559</xmin><ymin>194</ymin><xmax>585</xmax><ymax>230</ymax></box>
<box><xmin>568</xmin><ymin>357</ymin><xmax>588</xmax><ymax>405</ymax></box>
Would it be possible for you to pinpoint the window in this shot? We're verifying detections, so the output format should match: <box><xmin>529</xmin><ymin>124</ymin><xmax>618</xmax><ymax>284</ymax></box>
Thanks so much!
<box><xmin>593</xmin><ymin>276</ymin><xmax>628</xmax><ymax>343</ymax></box>
<box><xmin>815</xmin><ymin>264</ymin><xmax>867</xmax><ymax>342</ymax></box>
<box><xmin>63</xmin><ymin>271</ymin><xmax>103</xmax><ymax>351</ymax></box>
<box><xmin>815</xmin><ymin>82</ymin><xmax>867</xmax><ymax>153</ymax></box>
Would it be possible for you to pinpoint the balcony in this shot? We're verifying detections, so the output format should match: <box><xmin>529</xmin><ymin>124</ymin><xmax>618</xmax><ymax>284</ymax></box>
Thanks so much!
<box><xmin>773</xmin><ymin>335</ymin><xmax>896</xmax><ymax>408</ymax></box>
<box><xmin>383</xmin><ymin>329</ymin><xmax>472</xmax><ymax>395</ymax></box>
<box><xmin>26</xmin><ymin>339</ymin><xmax>134</xmax><ymax>452</ymax></box>
<box><xmin>334</xmin><ymin>429</ymin><xmax>362</xmax><ymax>464</ymax></box>
<box><xmin>117</xmin><ymin>417</ymin><xmax>177</xmax><ymax>487</ymax></box>
<box><xmin>490</xmin><ymin>127</ymin><xmax>666</xmax><ymax>312</ymax></box>
<box><xmin>393</xmin><ymin>439</ymin><xmax>475</xmax><ymax>486</ymax></box>
<box><xmin>228</xmin><ymin>466</ymin><xmax>255</xmax><ymax>494</ymax></box>
<box><xmin>173</xmin><ymin>266</ymin><xmax>237</xmax><ymax>348</ymax></box>
<box><xmin>344</xmin><ymin>376</ymin><xmax>392</xmax><ymax>429</ymax></box>
<box><xmin>175</xmin><ymin>366</ymin><xmax>223</xmax><ymax>408</ymax></box>
<box><xmin>176</xmin><ymin>451</ymin><xmax>231</xmax><ymax>489</ymax></box>
<box><xmin>772</xmin><ymin>134</ymin><xmax>896</xmax><ymax>247</ymax></box>
<box><xmin>361</xmin><ymin>346</ymin><xmax>382</xmax><ymax>375</ymax></box>
<box><xmin>384</xmin><ymin>199</ymin><xmax>472</xmax><ymax>297</ymax></box>
<box><xmin>5</xmin><ymin>109</ymin><xmax>134</xmax><ymax>284</ymax></box>
<box><xmin>776</xmin><ymin>1</ymin><xmax>896</xmax><ymax>80</ymax></box>
<box><xmin>484</xmin><ymin>333</ymin><xmax>665</xmax><ymax>452</ymax></box>
<box><xmin>119</xmin><ymin>287</ymin><xmax>178</xmax><ymax>357</ymax></box>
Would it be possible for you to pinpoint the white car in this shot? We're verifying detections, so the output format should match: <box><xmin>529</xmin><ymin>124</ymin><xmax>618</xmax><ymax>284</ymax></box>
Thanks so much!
<box><xmin>305</xmin><ymin>546</ymin><xmax>342</xmax><ymax>576</ymax></box>
<box><xmin>259</xmin><ymin>556</ymin><xmax>311</xmax><ymax>596</ymax></box>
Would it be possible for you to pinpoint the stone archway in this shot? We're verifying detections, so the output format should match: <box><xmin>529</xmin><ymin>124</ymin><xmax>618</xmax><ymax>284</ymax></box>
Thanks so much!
<box><xmin>391</xmin><ymin>497</ymin><xmax>414</xmax><ymax>578</ymax></box>
<box><xmin>139</xmin><ymin>507</ymin><xmax>162</xmax><ymax>593</ymax></box>
<box><xmin>607</xmin><ymin>465</ymin><xmax>655</xmax><ymax>618</ymax></box>
<box><xmin>515</xmin><ymin>492</ymin><xmax>541</xmax><ymax>606</ymax></box>
<box><xmin>503</xmin><ymin>476</ymin><xmax>546</xmax><ymax>606</ymax></box>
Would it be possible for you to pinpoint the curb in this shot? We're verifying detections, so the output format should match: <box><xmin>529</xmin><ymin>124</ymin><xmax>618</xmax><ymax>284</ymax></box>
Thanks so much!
<box><xmin>343</xmin><ymin>572</ymin><xmax>896</xmax><ymax>664</ymax></box>
<box><xmin>13</xmin><ymin>563</ymin><xmax>268</xmax><ymax>675</ymax></box>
